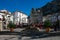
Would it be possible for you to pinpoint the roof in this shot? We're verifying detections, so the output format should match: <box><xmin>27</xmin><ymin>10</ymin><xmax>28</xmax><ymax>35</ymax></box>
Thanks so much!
<box><xmin>13</xmin><ymin>11</ymin><xmax>28</xmax><ymax>16</ymax></box>
<box><xmin>0</xmin><ymin>9</ymin><xmax>11</xmax><ymax>15</ymax></box>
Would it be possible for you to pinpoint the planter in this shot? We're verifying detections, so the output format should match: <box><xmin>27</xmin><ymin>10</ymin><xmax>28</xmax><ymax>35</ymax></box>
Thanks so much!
<box><xmin>44</xmin><ymin>20</ymin><xmax>51</xmax><ymax>32</ymax></box>
<box><xmin>7</xmin><ymin>22</ymin><xmax>16</xmax><ymax>32</ymax></box>
<box><xmin>10</xmin><ymin>28</ymin><xmax>14</xmax><ymax>32</ymax></box>
<box><xmin>46</xmin><ymin>27</ymin><xmax>50</xmax><ymax>32</ymax></box>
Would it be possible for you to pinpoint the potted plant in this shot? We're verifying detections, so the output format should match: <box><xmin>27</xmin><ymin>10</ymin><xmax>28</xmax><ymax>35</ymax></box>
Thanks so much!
<box><xmin>8</xmin><ymin>22</ymin><xmax>15</xmax><ymax>32</ymax></box>
<box><xmin>44</xmin><ymin>20</ymin><xmax>51</xmax><ymax>32</ymax></box>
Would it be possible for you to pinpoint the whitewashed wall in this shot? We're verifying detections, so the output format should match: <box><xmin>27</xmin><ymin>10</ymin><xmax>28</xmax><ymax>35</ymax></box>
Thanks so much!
<box><xmin>14</xmin><ymin>11</ymin><xmax>28</xmax><ymax>25</ymax></box>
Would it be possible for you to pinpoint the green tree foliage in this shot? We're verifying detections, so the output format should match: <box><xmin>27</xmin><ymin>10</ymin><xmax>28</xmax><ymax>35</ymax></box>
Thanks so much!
<box><xmin>44</xmin><ymin>20</ymin><xmax>51</xmax><ymax>28</ymax></box>
<box><xmin>7</xmin><ymin>22</ymin><xmax>16</xmax><ymax>28</ymax></box>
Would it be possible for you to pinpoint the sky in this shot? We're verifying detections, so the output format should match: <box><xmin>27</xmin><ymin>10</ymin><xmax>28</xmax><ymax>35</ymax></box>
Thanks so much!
<box><xmin>0</xmin><ymin>0</ymin><xmax>52</xmax><ymax>15</ymax></box>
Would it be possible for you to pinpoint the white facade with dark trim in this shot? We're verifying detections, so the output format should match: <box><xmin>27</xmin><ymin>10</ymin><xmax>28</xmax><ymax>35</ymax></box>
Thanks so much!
<box><xmin>13</xmin><ymin>11</ymin><xmax>28</xmax><ymax>25</ymax></box>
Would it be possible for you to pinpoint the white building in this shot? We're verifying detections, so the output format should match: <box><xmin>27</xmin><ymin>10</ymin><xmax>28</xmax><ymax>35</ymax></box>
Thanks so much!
<box><xmin>43</xmin><ymin>13</ymin><xmax>60</xmax><ymax>23</ymax></box>
<box><xmin>10</xmin><ymin>14</ymin><xmax>13</xmax><ymax>22</ymax></box>
<box><xmin>43</xmin><ymin>15</ymin><xmax>52</xmax><ymax>22</ymax></box>
<box><xmin>0</xmin><ymin>15</ymin><xmax>3</xmax><ymax>19</ymax></box>
<box><xmin>0</xmin><ymin>10</ymin><xmax>13</xmax><ymax>22</ymax></box>
<box><xmin>13</xmin><ymin>11</ymin><xmax>28</xmax><ymax>25</ymax></box>
<box><xmin>0</xmin><ymin>9</ymin><xmax>13</xmax><ymax>29</ymax></box>
<box><xmin>30</xmin><ymin>8</ymin><xmax>43</xmax><ymax>24</ymax></box>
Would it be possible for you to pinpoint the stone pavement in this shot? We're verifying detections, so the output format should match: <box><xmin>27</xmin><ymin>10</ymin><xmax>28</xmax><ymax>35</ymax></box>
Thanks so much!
<box><xmin>0</xmin><ymin>35</ymin><xmax>20</xmax><ymax>40</ymax></box>
<box><xmin>0</xmin><ymin>28</ymin><xmax>60</xmax><ymax>40</ymax></box>
<box><xmin>0</xmin><ymin>35</ymin><xmax>60</xmax><ymax>40</ymax></box>
<box><xmin>2</xmin><ymin>28</ymin><xmax>25</xmax><ymax>32</ymax></box>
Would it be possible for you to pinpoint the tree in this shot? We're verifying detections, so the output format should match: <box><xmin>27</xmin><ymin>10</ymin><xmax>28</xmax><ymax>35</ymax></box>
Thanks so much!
<box><xmin>44</xmin><ymin>20</ymin><xmax>51</xmax><ymax>28</ymax></box>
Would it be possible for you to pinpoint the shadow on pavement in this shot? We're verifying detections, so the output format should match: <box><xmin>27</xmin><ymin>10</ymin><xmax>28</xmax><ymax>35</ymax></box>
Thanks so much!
<box><xmin>0</xmin><ymin>31</ymin><xmax>60</xmax><ymax>40</ymax></box>
<box><xmin>20</xmin><ymin>31</ymin><xmax>60</xmax><ymax>39</ymax></box>
<box><xmin>0</xmin><ymin>31</ymin><xmax>21</xmax><ymax>35</ymax></box>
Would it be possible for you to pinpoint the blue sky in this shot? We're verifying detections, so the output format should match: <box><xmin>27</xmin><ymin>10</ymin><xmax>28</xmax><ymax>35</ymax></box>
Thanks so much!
<box><xmin>0</xmin><ymin>0</ymin><xmax>52</xmax><ymax>15</ymax></box>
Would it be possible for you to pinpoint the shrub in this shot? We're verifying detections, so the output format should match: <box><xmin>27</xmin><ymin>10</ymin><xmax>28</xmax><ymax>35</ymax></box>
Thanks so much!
<box><xmin>44</xmin><ymin>20</ymin><xmax>51</xmax><ymax>28</ymax></box>
<box><xmin>7</xmin><ymin>22</ymin><xmax>16</xmax><ymax>28</ymax></box>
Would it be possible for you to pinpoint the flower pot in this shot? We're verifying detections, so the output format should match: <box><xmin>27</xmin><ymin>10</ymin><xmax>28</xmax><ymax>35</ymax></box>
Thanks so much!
<box><xmin>10</xmin><ymin>28</ymin><xmax>14</xmax><ymax>32</ymax></box>
<box><xmin>46</xmin><ymin>27</ymin><xmax>50</xmax><ymax>32</ymax></box>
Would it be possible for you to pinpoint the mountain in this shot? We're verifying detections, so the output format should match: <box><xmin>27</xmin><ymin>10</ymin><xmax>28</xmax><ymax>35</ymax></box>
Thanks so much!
<box><xmin>40</xmin><ymin>0</ymin><xmax>60</xmax><ymax>16</ymax></box>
